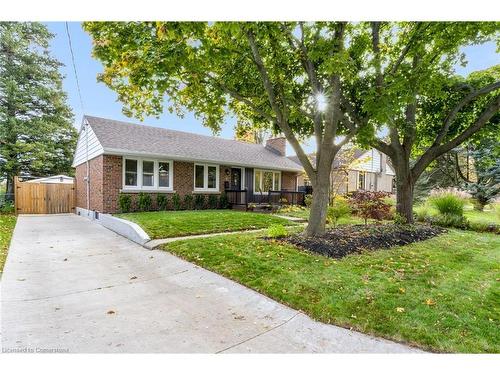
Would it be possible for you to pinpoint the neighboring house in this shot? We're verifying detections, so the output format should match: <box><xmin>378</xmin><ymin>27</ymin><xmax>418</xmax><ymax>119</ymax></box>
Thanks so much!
<box><xmin>26</xmin><ymin>175</ymin><xmax>74</xmax><ymax>184</ymax></box>
<box><xmin>72</xmin><ymin>116</ymin><xmax>303</xmax><ymax>214</ymax></box>
<box><xmin>290</xmin><ymin>148</ymin><xmax>396</xmax><ymax>195</ymax></box>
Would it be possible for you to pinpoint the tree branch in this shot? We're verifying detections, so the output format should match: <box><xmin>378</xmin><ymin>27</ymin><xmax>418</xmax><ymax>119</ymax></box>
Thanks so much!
<box><xmin>245</xmin><ymin>27</ymin><xmax>315</xmax><ymax>179</ymax></box>
<box><xmin>413</xmin><ymin>94</ymin><xmax>500</xmax><ymax>179</ymax></box>
<box><xmin>433</xmin><ymin>80</ymin><xmax>500</xmax><ymax>147</ymax></box>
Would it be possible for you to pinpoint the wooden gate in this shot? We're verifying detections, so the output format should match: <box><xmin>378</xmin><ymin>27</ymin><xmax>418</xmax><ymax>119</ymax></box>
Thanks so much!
<box><xmin>14</xmin><ymin>177</ymin><xmax>75</xmax><ymax>214</ymax></box>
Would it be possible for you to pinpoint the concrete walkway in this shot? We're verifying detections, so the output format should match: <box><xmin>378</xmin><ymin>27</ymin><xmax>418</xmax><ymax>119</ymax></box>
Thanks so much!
<box><xmin>1</xmin><ymin>214</ymin><xmax>421</xmax><ymax>353</ymax></box>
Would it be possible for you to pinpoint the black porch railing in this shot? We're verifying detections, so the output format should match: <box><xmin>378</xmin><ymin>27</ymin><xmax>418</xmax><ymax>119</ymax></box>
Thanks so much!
<box><xmin>225</xmin><ymin>189</ymin><xmax>306</xmax><ymax>209</ymax></box>
<box><xmin>268</xmin><ymin>190</ymin><xmax>305</xmax><ymax>206</ymax></box>
<box><xmin>225</xmin><ymin>189</ymin><xmax>248</xmax><ymax>208</ymax></box>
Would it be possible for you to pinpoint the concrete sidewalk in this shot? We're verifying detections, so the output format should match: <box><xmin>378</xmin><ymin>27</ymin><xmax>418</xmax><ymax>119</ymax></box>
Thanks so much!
<box><xmin>1</xmin><ymin>214</ymin><xmax>421</xmax><ymax>353</ymax></box>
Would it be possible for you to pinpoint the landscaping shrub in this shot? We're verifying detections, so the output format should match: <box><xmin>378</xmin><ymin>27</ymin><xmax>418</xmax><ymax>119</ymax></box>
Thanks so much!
<box><xmin>469</xmin><ymin>221</ymin><xmax>500</xmax><ymax>234</ymax></box>
<box><xmin>267</xmin><ymin>224</ymin><xmax>288</xmax><ymax>238</ymax></box>
<box><xmin>428</xmin><ymin>213</ymin><xmax>469</xmax><ymax>230</ymax></box>
<box><xmin>0</xmin><ymin>201</ymin><xmax>14</xmax><ymax>214</ymax></box>
<box><xmin>428</xmin><ymin>191</ymin><xmax>465</xmax><ymax>217</ymax></box>
<box><xmin>194</xmin><ymin>194</ymin><xmax>205</xmax><ymax>209</ymax></box>
<box><xmin>327</xmin><ymin>196</ymin><xmax>351</xmax><ymax>226</ymax></box>
<box><xmin>219</xmin><ymin>192</ymin><xmax>229</xmax><ymax>209</ymax></box>
<box><xmin>172</xmin><ymin>193</ymin><xmax>181</xmax><ymax>211</ymax></box>
<box><xmin>183</xmin><ymin>194</ymin><xmax>194</xmax><ymax>210</ymax></box>
<box><xmin>304</xmin><ymin>194</ymin><xmax>313</xmax><ymax>208</ymax></box>
<box><xmin>137</xmin><ymin>192</ymin><xmax>152</xmax><ymax>211</ymax></box>
<box><xmin>208</xmin><ymin>195</ymin><xmax>218</xmax><ymax>209</ymax></box>
<box><xmin>348</xmin><ymin>191</ymin><xmax>392</xmax><ymax>224</ymax></box>
<box><xmin>118</xmin><ymin>193</ymin><xmax>132</xmax><ymax>213</ymax></box>
<box><xmin>414</xmin><ymin>204</ymin><xmax>431</xmax><ymax>222</ymax></box>
<box><xmin>156</xmin><ymin>194</ymin><xmax>169</xmax><ymax>210</ymax></box>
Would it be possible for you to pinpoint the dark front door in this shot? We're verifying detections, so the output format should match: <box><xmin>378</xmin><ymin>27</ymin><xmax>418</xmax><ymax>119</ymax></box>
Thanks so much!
<box><xmin>230</xmin><ymin>168</ymin><xmax>242</xmax><ymax>190</ymax></box>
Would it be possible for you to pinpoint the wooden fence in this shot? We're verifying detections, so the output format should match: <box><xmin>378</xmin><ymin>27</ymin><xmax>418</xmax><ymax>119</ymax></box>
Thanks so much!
<box><xmin>14</xmin><ymin>176</ymin><xmax>75</xmax><ymax>214</ymax></box>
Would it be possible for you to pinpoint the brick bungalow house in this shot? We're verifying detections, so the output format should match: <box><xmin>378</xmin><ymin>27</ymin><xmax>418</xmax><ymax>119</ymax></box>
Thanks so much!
<box><xmin>72</xmin><ymin>116</ymin><xmax>303</xmax><ymax>214</ymax></box>
<box><xmin>290</xmin><ymin>148</ymin><xmax>396</xmax><ymax>195</ymax></box>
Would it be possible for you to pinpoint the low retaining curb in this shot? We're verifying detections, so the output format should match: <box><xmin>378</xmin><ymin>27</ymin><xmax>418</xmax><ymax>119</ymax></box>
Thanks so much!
<box><xmin>76</xmin><ymin>207</ymin><xmax>150</xmax><ymax>245</ymax></box>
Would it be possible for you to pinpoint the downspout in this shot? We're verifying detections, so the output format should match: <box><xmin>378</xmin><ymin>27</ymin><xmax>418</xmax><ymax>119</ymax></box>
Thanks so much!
<box><xmin>84</xmin><ymin>118</ymin><xmax>90</xmax><ymax>211</ymax></box>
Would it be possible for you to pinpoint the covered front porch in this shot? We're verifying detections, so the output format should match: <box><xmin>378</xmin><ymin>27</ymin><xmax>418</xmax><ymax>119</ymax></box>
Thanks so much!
<box><xmin>225</xmin><ymin>189</ymin><xmax>306</xmax><ymax>211</ymax></box>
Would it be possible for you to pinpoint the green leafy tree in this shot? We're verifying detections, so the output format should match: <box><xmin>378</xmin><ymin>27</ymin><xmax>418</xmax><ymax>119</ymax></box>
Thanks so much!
<box><xmin>465</xmin><ymin>134</ymin><xmax>500</xmax><ymax>210</ymax></box>
<box><xmin>0</xmin><ymin>22</ymin><xmax>77</xmax><ymax>197</ymax></box>
<box><xmin>83</xmin><ymin>21</ymin><xmax>499</xmax><ymax>233</ymax></box>
<box><xmin>345</xmin><ymin>23</ymin><xmax>499</xmax><ymax>223</ymax></box>
<box><xmin>84</xmin><ymin>21</ymin><xmax>366</xmax><ymax>236</ymax></box>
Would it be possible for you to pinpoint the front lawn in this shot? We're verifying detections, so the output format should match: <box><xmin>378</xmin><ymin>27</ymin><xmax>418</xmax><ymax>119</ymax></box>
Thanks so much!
<box><xmin>277</xmin><ymin>206</ymin><xmax>366</xmax><ymax>224</ymax></box>
<box><xmin>162</xmin><ymin>228</ymin><xmax>500</xmax><ymax>353</ymax></box>
<box><xmin>116</xmin><ymin>209</ymin><xmax>295</xmax><ymax>239</ymax></box>
<box><xmin>0</xmin><ymin>215</ymin><xmax>17</xmax><ymax>272</ymax></box>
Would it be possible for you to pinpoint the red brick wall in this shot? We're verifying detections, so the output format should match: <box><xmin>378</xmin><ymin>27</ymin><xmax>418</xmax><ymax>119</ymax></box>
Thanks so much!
<box><xmin>75</xmin><ymin>154</ymin><xmax>300</xmax><ymax>213</ymax></box>
<box><xmin>75</xmin><ymin>155</ymin><xmax>104</xmax><ymax>212</ymax></box>
<box><xmin>282</xmin><ymin>171</ymin><xmax>298</xmax><ymax>190</ymax></box>
<box><xmin>173</xmin><ymin>161</ymin><xmax>194</xmax><ymax>196</ymax></box>
<box><xmin>102</xmin><ymin>155</ymin><xmax>122</xmax><ymax>213</ymax></box>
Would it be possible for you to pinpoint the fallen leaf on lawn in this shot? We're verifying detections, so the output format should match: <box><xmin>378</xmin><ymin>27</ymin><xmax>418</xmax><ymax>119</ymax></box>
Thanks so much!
<box><xmin>399</xmin><ymin>288</ymin><xmax>406</xmax><ymax>294</ymax></box>
<box><xmin>107</xmin><ymin>310</ymin><xmax>115</xmax><ymax>315</ymax></box>
<box><xmin>396</xmin><ymin>307</ymin><xmax>405</xmax><ymax>313</ymax></box>
<box><xmin>425</xmin><ymin>298</ymin><xmax>436</xmax><ymax>306</ymax></box>
<box><xmin>351</xmin><ymin>314</ymin><xmax>357</xmax><ymax>319</ymax></box>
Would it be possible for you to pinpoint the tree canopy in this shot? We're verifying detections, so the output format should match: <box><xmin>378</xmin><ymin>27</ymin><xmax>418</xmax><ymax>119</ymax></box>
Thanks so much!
<box><xmin>83</xmin><ymin>21</ymin><xmax>500</xmax><ymax>231</ymax></box>
<box><xmin>0</xmin><ymin>22</ymin><xmax>77</xmax><ymax>195</ymax></box>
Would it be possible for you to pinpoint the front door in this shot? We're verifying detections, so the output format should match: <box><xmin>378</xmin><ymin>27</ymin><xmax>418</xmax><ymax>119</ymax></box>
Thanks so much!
<box><xmin>230</xmin><ymin>168</ymin><xmax>242</xmax><ymax>190</ymax></box>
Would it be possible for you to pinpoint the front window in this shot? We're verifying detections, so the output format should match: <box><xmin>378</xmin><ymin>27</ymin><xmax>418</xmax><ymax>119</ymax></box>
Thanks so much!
<box><xmin>194</xmin><ymin>164</ymin><xmax>219</xmax><ymax>191</ymax></box>
<box><xmin>254</xmin><ymin>170</ymin><xmax>281</xmax><ymax>193</ymax></box>
<box><xmin>158</xmin><ymin>162</ymin><xmax>170</xmax><ymax>188</ymax></box>
<box><xmin>207</xmin><ymin>166</ymin><xmax>217</xmax><ymax>189</ymax></box>
<box><xmin>125</xmin><ymin>159</ymin><xmax>138</xmax><ymax>186</ymax></box>
<box><xmin>358</xmin><ymin>171</ymin><xmax>366</xmax><ymax>190</ymax></box>
<box><xmin>195</xmin><ymin>165</ymin><xmax>205</xmax><ymax>189</ymax></box>
<box><xmin>142</xmin><ymin>160</ymin><xmax>154</xmax><ymax>187</ymax></box>
<box><xmin>123</xmin><ymin>157</ymin><xmax>173</xmax><ymax>191</ymax></box>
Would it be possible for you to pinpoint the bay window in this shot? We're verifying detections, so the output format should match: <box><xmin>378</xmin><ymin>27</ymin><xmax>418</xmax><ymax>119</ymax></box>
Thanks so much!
<box><xmin>122</xmin><ymin>157</ymin><xmax>173</xmax><ymax>191</ymax></box>
<box><xmin>194</xmin><ymin>164</ymin><xmax>219</xmax><ymax>191</ymax></box>
<box><xmin>254</xmin><ymin>170</ymin><xmax>281</xmax><ymax>193</ymax></box>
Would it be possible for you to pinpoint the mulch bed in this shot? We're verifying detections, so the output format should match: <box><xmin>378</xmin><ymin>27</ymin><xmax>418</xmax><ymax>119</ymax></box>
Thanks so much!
<box><xmin>282</xmin><ymin>224</ymin><xmax>446</xmax><ymax>259</ymax></box>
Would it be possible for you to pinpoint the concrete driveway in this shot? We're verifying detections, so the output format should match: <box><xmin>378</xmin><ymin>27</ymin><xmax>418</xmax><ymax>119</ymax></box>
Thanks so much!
<box><xmin>1</xmin><ymin>214</ymin><xmax>420</xmax><ymax>353</ymax></box>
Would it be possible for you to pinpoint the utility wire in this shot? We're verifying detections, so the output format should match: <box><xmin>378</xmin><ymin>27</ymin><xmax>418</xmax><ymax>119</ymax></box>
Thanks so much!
<box><xmin>65</xmin><ymin>22</ymin><xmax>85</xmax><ymax>114</ymax></box>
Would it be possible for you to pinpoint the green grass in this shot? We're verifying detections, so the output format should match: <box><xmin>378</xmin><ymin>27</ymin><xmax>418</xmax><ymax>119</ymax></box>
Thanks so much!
<box><xmin>464</xmin><ymin>209</ymin><xmax>499</xmax><ymax>226</ymax></box>
<box><xmin>0</xmin><ymin>214</ymin><xmax>17</xmax><ymax>272</ymax></box>
<box><xmin>415</xmin><ymin>204</ymin><xmax>499</xmax><ymax>227</ymax></box>
<box><xmin>163</xmin><ymin>229</ymin><xmax>500</xmax><ymax>353</ymax></box>
<box><xmin>277</xmin><ymin>206</ymin><xmax>376</xmax><ymax>225</ymax></box>
<box><xmin>116</xmin><ymin>209</ymin><xmax>296</xmax><ymax>239</ymax></box>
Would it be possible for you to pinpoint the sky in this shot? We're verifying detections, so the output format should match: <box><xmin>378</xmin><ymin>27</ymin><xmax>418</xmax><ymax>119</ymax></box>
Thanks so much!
<box><xmin>46</xmin><ymin>22</ymin><xmax>499</xmax><ymax>156</ymax></box>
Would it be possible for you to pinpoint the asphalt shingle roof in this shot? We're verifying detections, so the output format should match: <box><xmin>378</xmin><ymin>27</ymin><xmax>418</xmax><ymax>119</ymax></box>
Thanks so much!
<box><xmin>85</xmin><ymin>115</ymin><xmax>303</xmax><ymax>172</ymax></box>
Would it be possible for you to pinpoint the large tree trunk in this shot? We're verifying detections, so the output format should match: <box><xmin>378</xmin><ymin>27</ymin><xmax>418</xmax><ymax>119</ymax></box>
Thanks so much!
<box><xmin>395</xmin><ymin>166</ymin><xmax>415</xmax><ymax>224</ymax></box>
<box><xmin>305</xmin><ymin>170</ymin><xmax>331</xmax><ymax>236</ymax></box>
<box><xmin>5</xmin><ymin>175</ymin><xmax>14</xmax><ymax>199</ymax></box>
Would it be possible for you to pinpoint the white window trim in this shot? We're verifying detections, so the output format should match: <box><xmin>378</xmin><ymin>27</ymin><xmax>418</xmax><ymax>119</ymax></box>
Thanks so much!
<box><xmin>253</xmin><ymin>169</ymin><xmax>282</xmax><ymax>194</ymax></box>
<box><xmin>193</xmin><ymin>163</ymin><xmax>219</xmax><ymax>192</ymax></box>
<box><xmin>122</xmin><ymin>156</ymin><xmax>174</xmax><ymax>192</ymax></box>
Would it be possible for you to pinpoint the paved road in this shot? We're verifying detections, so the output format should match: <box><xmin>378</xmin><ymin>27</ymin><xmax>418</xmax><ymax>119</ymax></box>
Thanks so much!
<box><xmin>1</xmin><ymin>214</ymin><xmax>421</xmax><ymax>353</ymax></box>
